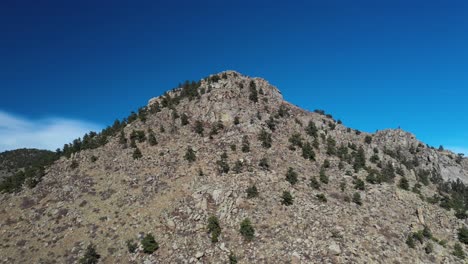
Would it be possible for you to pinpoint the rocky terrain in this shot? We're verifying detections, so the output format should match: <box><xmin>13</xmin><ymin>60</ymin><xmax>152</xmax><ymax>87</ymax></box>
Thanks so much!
<box><xmin>0</xmin><ymin>71</ymin><xmax>467</xmax><ymax>263</ymax></box>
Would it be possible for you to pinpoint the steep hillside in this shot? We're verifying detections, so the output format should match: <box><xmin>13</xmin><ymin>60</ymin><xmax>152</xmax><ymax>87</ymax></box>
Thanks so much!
<box><xmin>1</xmin><ymin>71</ymin><xmax>467</xmax><ymax>264</ymax></box>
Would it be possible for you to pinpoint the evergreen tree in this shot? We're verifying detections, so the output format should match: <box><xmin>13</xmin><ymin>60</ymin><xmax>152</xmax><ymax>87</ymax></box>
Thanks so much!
<box><xmin>133</xmin><ymin>147</ymin><xmax>142</xmax><ymax>160</ymax></box>
<box><xmin>207</xmin><ymin>216</ymin><xmax>221</xmax><ymax>243</ymax></box>
<box><xmin>148</xmin><ymin>130</ymin><xmax>158</xmax><ymax>146</ymax></box>
<box><xmin>241</xmin><ymin>136</ymin><xmax>250</xmax><ymax>153</ymax></box>
<box><xmin>305</xmin><ymin>121</ymin><xmax>318</xmax><ymax>138</ymax></box>
<box><xmin>281</xmin><ymin>191</ymin><xmax>294</xmax><ymax>206</ymax></box>
<box><xmin>181</xmin><ymin>113</ymin><xmax>189</xmax><ymax>126</ymax></box>
<box><xmin>249</xmin><ymin>81</ymin><xmax>258</xmax><ymax>103</ymax></box>
<box><xmin>258</xmin><ymin>129</ymin><xmax>272</xmax><ymax>148</ymax></box>
<box><xmin>79</xmin><ymin>244</ymin><xmax>100</xmax><ymax>264</ymax></box>
<box><xmin>141</xmin><ymin>234</ymin><xmax>159</xmax><ymax>254</ymax></box>
<box><xmin>194</xmin><ymin>120</ymin><xmax>204</xmax><ymax>136</ymax></box>
<box><xmin>286</xmin><ymin>167</ymin><xmax>298</xmax><ymax>185</ymax></box>
<box><xmin>239</xmin><ymin>218</ymin><xmax>255</xmax><ymax>241</ymax></box>
<box><xmin>184</xmin><ymin>146</ymin><xmax>196</xmax><ymax>162</ymax></box>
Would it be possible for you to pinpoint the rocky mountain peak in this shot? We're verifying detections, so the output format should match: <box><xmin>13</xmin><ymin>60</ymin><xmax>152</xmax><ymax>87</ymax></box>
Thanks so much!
<box><xmin>1</xmin><ymin>71</ymin><xmax>468</xmax><ymax>263</ymax></box>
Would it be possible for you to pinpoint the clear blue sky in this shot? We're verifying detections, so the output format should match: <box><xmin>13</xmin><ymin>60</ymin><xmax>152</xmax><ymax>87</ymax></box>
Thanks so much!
<box><xmin>0</xmin><ymin>0</ymin><xmax>467</xmax><ymax>154</ymax></box>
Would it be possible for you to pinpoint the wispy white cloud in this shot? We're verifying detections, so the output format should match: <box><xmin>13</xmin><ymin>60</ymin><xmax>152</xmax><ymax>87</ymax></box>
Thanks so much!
<box><xmin>0</xmin><ymin>110</ymin><xmax>101</xmax><ymax>152</ymax></box>
<box><xmin>446</xmin><ymin>146</ymin><xmax>468</xmax><ymax>156</ymax></box>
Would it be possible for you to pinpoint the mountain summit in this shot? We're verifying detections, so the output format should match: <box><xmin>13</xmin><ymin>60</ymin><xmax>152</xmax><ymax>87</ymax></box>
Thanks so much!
<box><xmin>1</xmin><ymin>71</ymin><xmax>467</xmax><ymax>263</ymax></box>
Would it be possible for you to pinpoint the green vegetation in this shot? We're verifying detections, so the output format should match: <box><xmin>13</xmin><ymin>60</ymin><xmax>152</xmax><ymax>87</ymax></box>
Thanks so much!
<box><xmin>301</xmin><ymin>142</ymin><xmax>315</xmax><ymax>160</ymax></box>
<box><xmin>249</xmin><ymin>80</ymin><xmax>258</xmax><ymax>103</ymax></box>
<box><xmin>316</xmin><ymin>193</ymin><xmax>327</xmax><ymax>203</ymax></box>
<box><xmin>181</xmin><ymin>113</ymin><xmax>189</xmax><ymax>126</ymax></box>
<box><xmin>352</xmin><ymin>192</ymin><xmax>362</xmax><ymax>205</ymax></box>
<box><xmin>194</xmin><ymin>120</ymin><xmax>204</xmax><ymax>136</ymax></box>
<box><xmin>319</xmin><ymin>168</ymin><xmax>329</xmax><ymax>184</ymax></box>
<box><xmin>458</xmin><ymin>226</ymin><xmax>468</xmax><ymax>244</ymax></box>
<box><xmin>258</xmin><ymin>129</ymin><xmax>272</xmax><ymax>148</ymax></box>
<box><xmin>207</xmin><ymin>216</ymin><xmax>221</xmax><ymax>243</ymax></box>
<box><xmin>364</xmin><ymin>135</ymin><xmax>372</xmax><ymax>144</ymax></box>
<box><xmin>353</xmin><ymin>146</ymin><xmax>366</xmax><ymax>172</ymax></box>
<box><xmin>217</xmin><ymin>151</ymin><xmax>230</xmax><ymax>174</ymax></box>
<box><xmin>126</xmin><ymin>240</ymin><xmax>138</xmax><ymax>253</ymax></box>
<box><xmin>259</xmin><ymin>157</ymin><xmax>270</xmax><ymax>170</ymax></box>
<box><xmin>453</xmin><ymin>243</ymin><xmax>465</xmax><ymax>259</ymax></box>
<box><xmin>79</xmin><ymin>244</ymin><xmax>100</xmax><ymax>264</ymax></box>
<box><xmin>398</xmin><ymin>177</ymin><xmax>410</xmax><ymax>190</ymax></box>
<box><xmin>305</xmin><ymin>121</ymin><xmax>318</xmax><ymax>138</ymax></box>
<box><xmin>406</xmin><ymin>234</ymin><xmax>415</xmax><ymax>248</ymax></box>
<box><xmin>353</xmin><ymin>178</ymin><xmax>365</xmax><ymax>190</ymax></box>
<box><xmin>286</xmin><ymin>167</ymin><xmax>298</xmax><ymax>185</ymax></box>
<box><xmin>142</xmin><ymin>234</ymin><xmax>159</xmax><ymax>254</ymax></box>
<box><xmin>229</xmin><ymin>252</ymin><xmax>238</xmax><ymax>264</ymax></box>
<box><xmin>132</xmin><ymin>147</ymin><xmax>142</xmax><ymax>160</ymax></box>
<box><xmin>246</xmin><ymin>185</ymin><xmax>259</xmax><ymax>198</ymax></box>
<box><xmin>281</xmin><ymin>191</ymin><xmax>294</xmax><ymax>206</ymax></box>
<box><xmin>184</xmin><ymin>146</ymin><xmax>196</xmax><ymax>162</ymax></box>
<box><xmin>310</xmin><ymin>177</ymin><xmax>320</xmax><ymax>189</ymax></box>
<box><xmin>241</xmin><ymin>136</ymin><xmax>250</xmax><ymax>153</ymax></box>
<box><xmin>240</xmin><ymin>218</ymin><xmax>255</xmax><ymax>241</ymax></box>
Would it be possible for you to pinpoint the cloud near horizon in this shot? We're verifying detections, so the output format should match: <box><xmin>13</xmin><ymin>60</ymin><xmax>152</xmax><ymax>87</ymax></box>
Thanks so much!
<box><xmin>0</xmin><ymin>110</ymin><xmax>102</xmax><ymax>152</ymax></box>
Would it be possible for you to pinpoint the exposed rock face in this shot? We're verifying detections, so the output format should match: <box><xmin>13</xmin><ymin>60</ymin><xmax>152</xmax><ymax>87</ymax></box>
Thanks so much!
<box><xmin>0</xmin><ymin>71</ymin><xmax>467</xmax><ymax>263</ymax></box>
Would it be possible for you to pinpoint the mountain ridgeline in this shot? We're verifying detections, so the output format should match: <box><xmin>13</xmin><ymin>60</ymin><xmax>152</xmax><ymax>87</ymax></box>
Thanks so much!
<box><xmin>0</xmin><ymin>71</ymin><xmax>467</xmax><ymax>263</ymax></box>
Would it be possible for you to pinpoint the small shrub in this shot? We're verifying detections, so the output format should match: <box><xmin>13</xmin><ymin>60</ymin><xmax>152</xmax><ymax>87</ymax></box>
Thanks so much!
<box><xmin>310</xmin><ymin>177</ymin><xmax>320</xmax><ymax>190</ymax></box>
<box><xmin>458</xmin><ymin>226</ymin><xmax>468</xmax><ymax>244</ymax></box>
<box><xmin>233</xmin><ymin>160</ymin><xmax>243</xmax><ymax>174</ymax></box>
<box><xmin>258</xmin><ymin>129</ymin><xmax>272</xmax><ymax>148</ymax></box>
<box><xmin>316</xmin><ymin>193</ymin><xmax>327</xmax><ymax>203</ymax></box>
<box><xmin>79</xmin><ymin>244</ymin><xmax>100</xmax><ymax>264</ymax></box>
<box><xmin>259</xmin><ymin>158</ymin><xmax>270</xmax><ymax>170</ymax></box>
<box><xmin>301</xmin><ymin>142</ymin><xmax>316</xmax><ymax>160</ymax></box>
<box><xmin>132</xmin><ymin>148</ymin><xmax>142</xmax><ymax>160</ymax></box>
<box><xmin>184</xmin><ymin>146</ymin><xmax>196</xmax><ymax>162</ymax></box>
<box><xmin>194</xmin><ymin>120</ymin><xmax>204</xmax><ymax>136</ymax></box>
<box><xmin>246</xmin><ymin>185</ymin><xmax>259</xmax><ymax>198</ymax></box>
<box><xmin>353</xmin><ymin>178</ymin><xmax>365</xmax><ymax>190</ymax></box>
<box><xmin>406</xmin><ymin>234</ymin><xmax>415</xmax><ymax>248</ymax></box>
<box><xmin>240</xmin><ymin>218</ymin><xmax>255</xmax><ymax>241</ymax></box>
<box><xmin>229</xmin><ymin>252</ymin><xmax>238</xmax><ymax>264</ymax></box>
<box><xmin>141</xmin><ymin>234</ymin><xmax>159</xmax><ymax>254</ymax></box>
<box><xmin>281</xmin><ymin>191</ymin><xmax>294</xmax><ymax>206</ymax></box>
<box><xmin>70</xmin><ymin>160</ymin><xmax>79</xmax><ymax>169</ymax></box>
<box><xmin>319</xmin><ymin>169</ymin><xmax>329</xmax><ymax>184</ymax></box>
<box><xmin>423</xmin><ymin>226</ymin><xmax>432</xmax><ymax>239</ymax></box>
<box><xmin>126</xmin><ymin>239</ymin><xmax>138</xmax><ymax>253</ymax></box>
<box><xmin>217</xmin><ymin>151</ymin><xmax>230</xmax><ymax>174</ymax></box>
<box><xmin>398</xmin><ymin>177</ymin><xmax>410</xmax><ymax>190</ymax></box>
<box><xmin>364</xmin><ymin>135</ymin><xmax>372</xmax><ymax>144</ymax></box>
<box><xmin>234</xmin><ymin>116</ymin><xmax>240</xmax><ymax>125</ymax></box>
<box><xmin>90</xmin><ymin>156</ymin><xmax>98</xmax><ymax>163</ymax></box>
<box><xmin>241</xmin><ymin>136</ymin><xmax>250</xmax><ymax>153</ymax></box>
<box><xmin>207</xmin><ymin>216</ymin><xmax>221</xmax><ymax>243</ymax></box>
<box><xmin>413</xmin><ymin>230</ymin><xmax>424</xmax><ymax>244</ymax></box>
<box><xmin>425</xmin><ymin>242</ymin><xmax>433</xmax><ymax>254</ymax></box>
<box><xmin>352</xmin><ymin>192</ymin><xmax>362</xmax><ymax>205</ymax></box>
<box><xmin>181</xmin><ymin>113</ymin><xmax>189</xmax><ymax>126</ymax></box>
<box><xmin>230</xmin><ymin>144</ymin><xmax>237</xmax><ymax>151</ymax></box>
<box><xmin>148</xmin><ymin>130</ymin><xmax>158</xmax><ymax>146</ymax></box>
<box><xmin>453</xmin><ymin>243</ymin><xmax>465</xmax><ymax>259</ymax></box>
<box><xmin>286</xmin><ymin>167</ymin><xmax>298</xmax><ymax>185</ymax></box>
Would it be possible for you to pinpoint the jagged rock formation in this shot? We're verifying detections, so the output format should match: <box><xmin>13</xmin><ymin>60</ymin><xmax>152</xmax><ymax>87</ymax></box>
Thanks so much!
<box><xmin>0</xmin><ymin>71</ymin><xmax>467</xmax><ymax>263</ymax></box>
